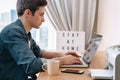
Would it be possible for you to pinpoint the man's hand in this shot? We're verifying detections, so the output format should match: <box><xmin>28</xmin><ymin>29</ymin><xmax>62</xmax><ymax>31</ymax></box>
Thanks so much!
<box><xmin>63</xmin><ymin>51</ymin><xmax>79</xmax><ymax>57</ymax></box>
<box><xmin>55</xmin><ymin>55</ymin><xmax>82</xmax><ymax>65</ymax></box>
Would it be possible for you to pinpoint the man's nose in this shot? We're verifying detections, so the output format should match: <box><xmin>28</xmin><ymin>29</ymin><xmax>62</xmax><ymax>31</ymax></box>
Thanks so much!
<box><xmin>42</xmin><ymin>17</ymin><xmax>44</xmax><ymax>22</ymax></box>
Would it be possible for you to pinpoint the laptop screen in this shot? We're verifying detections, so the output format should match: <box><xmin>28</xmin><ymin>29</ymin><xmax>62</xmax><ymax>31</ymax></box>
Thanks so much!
<box><xmin>83</xmin><ymin>33</ymin><xmax>102</xmax><ymax>64</ymax></box>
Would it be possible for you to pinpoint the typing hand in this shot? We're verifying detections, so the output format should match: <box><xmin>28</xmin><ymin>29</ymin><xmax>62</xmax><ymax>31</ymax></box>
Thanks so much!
<box><xmin>63</xmin><ymin>51</ymin><xmax>79</xmax><ymax>57</ymax></box>
<box><xmin>59</xmin><ymin>55</ymin><xmax>82</xmax><ymax>65</ymax></box>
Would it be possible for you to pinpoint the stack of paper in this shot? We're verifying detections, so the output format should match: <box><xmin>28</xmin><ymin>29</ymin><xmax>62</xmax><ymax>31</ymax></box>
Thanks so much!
<box><xmin>89</xmin><ymin>69</ymin><xmax>113</xmax><ymax>79</ymax></box>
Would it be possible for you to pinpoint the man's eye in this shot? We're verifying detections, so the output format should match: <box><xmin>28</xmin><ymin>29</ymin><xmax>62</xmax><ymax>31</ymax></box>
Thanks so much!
<box><xmin>40</xmin><ymin>14</ymin><xmax>43</xmax><ymax>16</ymax></box>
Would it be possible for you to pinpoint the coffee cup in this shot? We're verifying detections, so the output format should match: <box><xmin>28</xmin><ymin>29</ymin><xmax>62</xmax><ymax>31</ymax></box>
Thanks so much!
<box><xmin>42</xmin><ymin>59</ymin><xmax>60</xmax><ymax>75</ymax></box>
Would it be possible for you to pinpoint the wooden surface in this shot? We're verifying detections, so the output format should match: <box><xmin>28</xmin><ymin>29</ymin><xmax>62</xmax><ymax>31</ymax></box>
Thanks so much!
<box><xmin>37</xmin><ymin>51</ymin><xmax>106</xmax><ymax>80</ymax></box>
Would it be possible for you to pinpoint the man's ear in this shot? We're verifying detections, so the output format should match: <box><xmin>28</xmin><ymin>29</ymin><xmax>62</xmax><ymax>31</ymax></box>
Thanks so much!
<box><xmin>24</xmin><ymin>9</ymin><xmax>32</xmax><ymax>17</ymax></box>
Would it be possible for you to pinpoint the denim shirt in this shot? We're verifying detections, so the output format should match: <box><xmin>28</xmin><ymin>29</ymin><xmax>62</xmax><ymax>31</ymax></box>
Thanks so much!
<box><xmin>0</xmin><ymin>19</ymin><xmax>44</xmax><ymax>80</ymax></box>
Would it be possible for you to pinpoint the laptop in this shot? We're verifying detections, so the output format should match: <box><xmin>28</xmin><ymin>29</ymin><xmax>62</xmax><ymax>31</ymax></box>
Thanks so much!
<box><xmin>60</xmin><ymin>33</ymin><xmax>102</xmax><ymax>68</ymax></box>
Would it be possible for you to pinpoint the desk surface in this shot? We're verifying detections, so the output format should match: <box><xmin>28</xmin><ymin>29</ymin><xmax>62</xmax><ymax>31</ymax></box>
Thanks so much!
<box><xmin>37</xmin><ymin>51</ymin><xmax>106</xmax><ymax>80</ymax></box>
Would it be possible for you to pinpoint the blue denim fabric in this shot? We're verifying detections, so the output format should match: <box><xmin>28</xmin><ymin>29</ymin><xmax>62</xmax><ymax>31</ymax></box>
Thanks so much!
<box><xmin>0</xmin><ymin>19</ymin><xmax>43</xmax><ymax>80</ymax></box>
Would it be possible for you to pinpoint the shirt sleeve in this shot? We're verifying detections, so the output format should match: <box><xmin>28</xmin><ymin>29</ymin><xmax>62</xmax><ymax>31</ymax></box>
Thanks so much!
<box><xmin>3</xmin><ymin>28</ymin><xmax>43</xmax><ymax>75</ymax></box>
<box><xmin>31</xmin><ymin>39</ymin><xmax>44</xmax><ymax>58</ymax></box>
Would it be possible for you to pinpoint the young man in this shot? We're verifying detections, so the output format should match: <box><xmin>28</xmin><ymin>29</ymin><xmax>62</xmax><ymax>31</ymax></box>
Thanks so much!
<box><xmin>0</xmin><ymin>0</ymin><xmax>81</xmax><ymax>80</ymax></box>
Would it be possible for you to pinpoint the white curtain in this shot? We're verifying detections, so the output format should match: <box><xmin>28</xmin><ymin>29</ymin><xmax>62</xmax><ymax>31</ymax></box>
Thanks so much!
<box><xmin>46</xmin><ymin>0</ymin><xmax>97</xmax><ymax>48</ymax></box>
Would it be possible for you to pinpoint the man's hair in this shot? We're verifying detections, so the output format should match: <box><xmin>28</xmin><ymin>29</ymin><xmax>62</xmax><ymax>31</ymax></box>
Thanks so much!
<box><xmin>17</xmin><ymin>0</ymin><xmax>47</xmax><ymax>17</ymax></box>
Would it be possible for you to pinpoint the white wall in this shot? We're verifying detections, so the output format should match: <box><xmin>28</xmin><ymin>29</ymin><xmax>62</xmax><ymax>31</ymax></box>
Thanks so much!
<box><xmin>97</xmin><ymin>0</ymin><xmax>119</xmax><ymax>51</ymax></box>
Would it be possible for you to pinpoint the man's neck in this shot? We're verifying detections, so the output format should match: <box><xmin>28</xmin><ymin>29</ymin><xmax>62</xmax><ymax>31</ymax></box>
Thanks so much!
<box><xmin>18</xmin><ymin>17</ymin><xmax>31</xmax><ymax>34</ymax></box>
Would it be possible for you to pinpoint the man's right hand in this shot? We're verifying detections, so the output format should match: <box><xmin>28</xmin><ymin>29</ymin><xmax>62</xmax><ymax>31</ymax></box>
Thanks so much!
<box><xmin>54</xmin><ymin>55</ymin><xmax>82</xmax><ymax>65</ymax></box>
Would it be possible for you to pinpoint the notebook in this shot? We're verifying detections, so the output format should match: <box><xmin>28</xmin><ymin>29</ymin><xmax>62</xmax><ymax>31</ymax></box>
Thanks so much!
<box><xmin>60</xmin><ymin>33</ymin><xmax>102</xmax><ymax>68</ymax></box>
<box><xmin>89</xmin><ymin>69</ymin><xmax>113</xmax><ymax>79</ymax></box>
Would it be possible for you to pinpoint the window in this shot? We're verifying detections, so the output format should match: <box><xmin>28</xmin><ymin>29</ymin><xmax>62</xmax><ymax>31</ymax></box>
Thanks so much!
<box><xmin>0</xmin><ymin>0</ymin><xmax>56</xmax><ymax>50</ymax></box>
<box><xmin>31</xmin><ymin>14</ymin><xmax>56</xmax><ymax>50</ymax></box>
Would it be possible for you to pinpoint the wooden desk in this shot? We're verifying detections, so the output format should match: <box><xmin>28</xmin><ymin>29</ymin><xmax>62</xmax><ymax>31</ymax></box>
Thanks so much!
<box><xmin>37</xmin><ymin>51</ymin><xmax>106</xmax><ymax>80</ymax></box>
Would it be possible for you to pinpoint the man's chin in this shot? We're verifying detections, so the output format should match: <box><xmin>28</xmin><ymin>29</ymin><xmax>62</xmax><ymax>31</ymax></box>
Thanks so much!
<box><xmin>34</xmin><ymin>26</ymin><xmax>40</xmax><ymax>29</ymax></box>
<box><xmin>36</xmin><ymin>27</ymin><xmax>40</xmax><ymax>29</ymax></box>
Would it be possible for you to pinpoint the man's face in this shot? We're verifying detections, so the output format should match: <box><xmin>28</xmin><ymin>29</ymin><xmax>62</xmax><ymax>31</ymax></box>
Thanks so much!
<box><xmin>29</xmin><ymin>6</ymin><xmax>45</xmax><ymax>29</ymax></box>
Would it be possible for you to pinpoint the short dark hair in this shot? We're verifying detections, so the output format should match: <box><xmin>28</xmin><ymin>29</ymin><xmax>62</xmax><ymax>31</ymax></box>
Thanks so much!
<box><xmin>17</xmin><ymin>0</ymin><xmax>47</xmax><ymax>17</ymax></box>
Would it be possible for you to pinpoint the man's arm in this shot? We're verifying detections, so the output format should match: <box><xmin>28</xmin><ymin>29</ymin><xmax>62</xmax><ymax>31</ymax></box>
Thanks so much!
<box><xmin>41</xmin><ymin>51</ymin><xmax>82</xmax><ymax>65</ymax></box>
<box><xmin>41</xmin><ymin>51</ymin><xmax>63</xmax><ymax>59</ymax></box>
<box><xmin>41</xmin><ymin>50</ymin><xmax>79</xmax><ymax>59</ymax></box>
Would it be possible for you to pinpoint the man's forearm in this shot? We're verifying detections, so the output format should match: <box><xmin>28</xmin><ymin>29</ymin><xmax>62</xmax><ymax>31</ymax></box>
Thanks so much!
<box><xmin>41</xmin><ymin>51</ymin><xmax>63</xmax><ymax>59</ymax></box>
